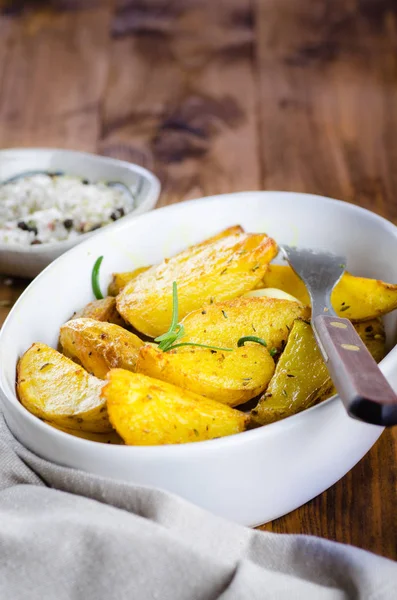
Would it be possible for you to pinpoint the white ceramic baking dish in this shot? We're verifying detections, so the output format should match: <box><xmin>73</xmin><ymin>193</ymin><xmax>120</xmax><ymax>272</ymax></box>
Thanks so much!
<box><xmin>1</xmin><ymin>191</ymin><xmax>396</xmax><ymax>526</ymax></box>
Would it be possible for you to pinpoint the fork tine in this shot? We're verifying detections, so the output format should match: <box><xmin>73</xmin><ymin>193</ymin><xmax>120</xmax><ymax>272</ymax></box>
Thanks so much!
<box><xmin>279</xmin><ymin>245</ymin><xmax>346</xmax><ymax>318</ymax></box>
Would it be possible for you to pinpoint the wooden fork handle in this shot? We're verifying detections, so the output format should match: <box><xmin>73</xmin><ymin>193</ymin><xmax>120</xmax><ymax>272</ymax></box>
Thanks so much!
<box><xmin>312</xmin><ymin>315</ymin><xmax>397</xmax><ymax>426</ymax></box>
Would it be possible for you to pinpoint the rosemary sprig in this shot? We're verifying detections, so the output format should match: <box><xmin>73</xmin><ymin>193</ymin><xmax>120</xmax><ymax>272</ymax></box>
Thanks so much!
<box><xmin>155</xmin><ymin>282</ymin><xmax>232</xmax><ymax>353</ymax></box>
<box><xmin>237</xmin><ymin>335</ymin><xmax>267</xmax><ymax>348</ymax></box>
<box><xmin>92</xmin><ymin>256</ymin><xmax>104</xmax><ymax>300</ymax></box>
<box><xmin>154</xmin><ymin>282</ymin><xmax>185</xmax><ymax>351</ymax></box>
<box><xmin>237</xmin><ymin>335</ymin><xmax>278</xmax><ymax>358</ymax></box>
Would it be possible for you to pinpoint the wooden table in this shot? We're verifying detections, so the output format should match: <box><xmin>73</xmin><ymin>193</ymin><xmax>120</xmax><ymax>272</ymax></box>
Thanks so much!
<box><xmin>1</xmin><ymin>0</ymin><xmax>397</xmax><ymax>560</ymax></box>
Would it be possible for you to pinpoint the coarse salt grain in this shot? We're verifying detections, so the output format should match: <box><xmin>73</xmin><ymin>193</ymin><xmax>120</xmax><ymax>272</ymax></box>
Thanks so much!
<box><xmin>0</xmin><ymin>174</ymin><xmax>135</xmax><ymax>246</ymax></box>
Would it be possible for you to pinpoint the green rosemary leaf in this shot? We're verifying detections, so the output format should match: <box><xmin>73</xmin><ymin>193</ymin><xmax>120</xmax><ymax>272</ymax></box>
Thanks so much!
<box><xmin>91</xmin><ymin>256</ymin><xmax>104</xmax><ymax>300</ymax></box>
<box><xmin>237</xmin><ymin>336</ymin><xmax>267</xmax><ymax>348</ymax></box>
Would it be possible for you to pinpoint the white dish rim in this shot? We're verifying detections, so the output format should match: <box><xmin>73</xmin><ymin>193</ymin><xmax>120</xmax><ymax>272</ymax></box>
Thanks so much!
<box><xmin>1</xmin><ymin>190</ymin><xmax>392</xmax><ymax>454</ymax></box>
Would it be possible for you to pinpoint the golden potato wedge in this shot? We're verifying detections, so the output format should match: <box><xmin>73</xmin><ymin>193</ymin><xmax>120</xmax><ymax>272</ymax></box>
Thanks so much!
<box><xmin>354</xmin><ymin>318</ymin><xmax>386</xmax><ymax>363</ymax></box>
<box><xmin>181</xmin><ymin>297</ymin><xmax>310</xmax><ymax>352</ymax></box>
<box><xmin>250</xmin><ymin>320</ymin><xmax>334</xmax><ymax>426</ymax></box>
<box><xmin>263</xmin><ymin>265</ymin><xmax>397</xmax><ymax>321</ymax></box>
<box><xmin>60</xmin><ymin>318</ymin><xmax>144</xmax><ymax>379</ymax></box>
<box><xmin>72</xmin><ymin>296</ymin><xmax>126</xmax><ymax>327</ymax></box>
<box><xmin>136</xmin><ymin>344</ymin><xmax>275</xmax><ymax>406</ymax></box>
<box><xmin>107</xmin><ymin>228</ymin><xmax>246</xmax><ymax>296</ymax></box>
<box><xmin>103</xmin><ymin>369</ymin><xmax>248</xmax><ymax>445</ymax></box>
<box><xmin>108</xmin><ymin>267</ymin><xmax>151</xmax><ymax>296</ymax></box>
<box><xmin>245</xmin><ymin>287</ymin><xmax>302</xmax><ymax>303</ymax></box>
<box><xmin>262</xmin><ymin>265</ymin><xmax>309</xmax><ymax>304</ymax></box>
<box><xmin>117</xmin><ymin>229</ymin><xmax>278</xmax><ymax>337</ymax></box>
<box><xmin>17</xmin><ymin>343</ymin><xmax>112</xmax><ymax>433</ymax></box>
<box><xmin>44</xmin><ymin>422</ymin><xmax>124</xmax><ymax>444</ymax></box>
<box><xmin>250</xmin><ymin>317</ymin><xmax>386</xmax><ymax>427</ymax></box>
<box><xmin>334</xmin><ymin>274</ymin><xmax>397</xmax><ymax>321</ymax></box>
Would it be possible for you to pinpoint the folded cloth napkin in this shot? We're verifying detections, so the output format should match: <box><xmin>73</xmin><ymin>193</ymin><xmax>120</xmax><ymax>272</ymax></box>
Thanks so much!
<box><xmin>0</xmin><ymin>413</ymin><xmax>395</xmax><ymax>600</ymax></box>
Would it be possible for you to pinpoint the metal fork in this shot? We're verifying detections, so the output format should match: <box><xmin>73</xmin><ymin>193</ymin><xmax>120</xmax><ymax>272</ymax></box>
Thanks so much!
<box><xmin>280</xmin><ymin>245</ymin><xmax>397</xmax><ymax>427</ymax></box>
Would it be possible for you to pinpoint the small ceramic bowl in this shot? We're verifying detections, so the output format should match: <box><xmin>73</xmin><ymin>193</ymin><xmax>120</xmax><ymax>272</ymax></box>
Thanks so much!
<box><xmin>0</xmin><ymin>148</ymin><xmax>160</xmax><ymax>278</ymax></box>
<box><xmin>1</xmin><ymin>191</ymin><xmax>397</xmax><ymax>526</ymax></box>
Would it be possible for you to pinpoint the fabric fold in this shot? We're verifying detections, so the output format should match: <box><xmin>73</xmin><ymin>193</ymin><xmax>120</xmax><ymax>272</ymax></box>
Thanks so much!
<box><xmin>0</xmin><ymin>413</ymin><xmax>396</xmax><ymax>599</ymax></box>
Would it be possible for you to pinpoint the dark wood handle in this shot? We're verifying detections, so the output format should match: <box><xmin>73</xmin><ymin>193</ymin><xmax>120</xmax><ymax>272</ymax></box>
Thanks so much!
<box><xmin>312</xmin><ymin>315</ymin><xmax>397</xmax><ymax>426</ymax></box>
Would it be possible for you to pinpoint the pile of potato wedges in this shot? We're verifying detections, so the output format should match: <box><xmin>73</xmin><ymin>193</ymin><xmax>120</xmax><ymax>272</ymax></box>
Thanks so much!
<box><xmin>16</xmin><ymin>225</ymin><xmax>397</xmax><ymax>445</ymax></box>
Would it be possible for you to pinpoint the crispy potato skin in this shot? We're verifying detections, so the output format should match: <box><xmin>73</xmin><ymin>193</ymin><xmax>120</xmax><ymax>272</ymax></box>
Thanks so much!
<box><xmin>103</xmin><ymin>369</ymin><xmax>248</xmax><ymax>445</ymax></box>
<box><xmin>333</xmin><ymin>274</ymin><xmax>397</xmax><ymax>321</ymax></box>
<box><xmin>181</xmin><ymin>296</ymin><xmax>309</xmax><ymax>351</ymax></box>
<box><xmin>44</xmin><ymin>422</ymin><xmax>124</xmax><ymax>444</ymax></box>
<box><xmin>262</xmin><ymin>265</ymin><xmax>309</xmax><ymax>304</ymax></box>
<box><xmin>136</xmin><ymin>344</ymin><xmax>275</xmax><ymax>406</ymax></box>
<box><xmin>116</xmin><ymin>230</ymin><xmax>278</xmax><ymax>337</ymax></box>
<box><xmin>60</xmin><ymin>318</ymin><xmax>143</xmax><ymax>379</ymax></box>
<box><xmin>263</xmin><ymin>265</ymin><xmax>397</xmax><ymax>321</ymax></box>
<box><xmin>245</xmin><ymin>287</ymin><xmax>302</xmax><ymax>303</ymax></box>
<box><xmin>354</xmin><ymin>318</ymin><xmax>386</xmax><ymax>363</ymax></box>
<box><xmin>17</xmin><ymin>343</ymin><xmax>112</xmax><ymax>432</ymax></box>
<box><xmin>108</xmin><ymin>228</ymin><xmax>246</xmax><ymax>297</ymax></box>
<box><xmin>251</xmin><ymin>320</ymin><xmax>334</xmax><ymax>426</ymax></box>
<box><xmin>108</xmin><ymin>267</ymin><xmax>151</xmax><ymax>296</ymax></box>
<box><xmin>72</xmin><ymin>296</ymin><xmax>126</xmax><ymax>327</ymax></box>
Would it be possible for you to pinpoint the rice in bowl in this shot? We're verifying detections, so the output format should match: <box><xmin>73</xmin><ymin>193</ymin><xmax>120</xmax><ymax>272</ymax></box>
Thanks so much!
<box><xmin>0</xmin><ymin>173</ymin><xmax>135</xmax><ymax>246</ymax></box>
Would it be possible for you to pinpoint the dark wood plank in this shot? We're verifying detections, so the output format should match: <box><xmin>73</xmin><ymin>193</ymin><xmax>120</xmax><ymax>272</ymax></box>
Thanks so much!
<box><xmin>256</xmin><ymin>0</ymin><xmax>397</xmax><ymax>219</ymax></box>
<box><xmin>256</xmin><ymin>0</ymin><xmax>397</xmax><ymax>560</ymax></box>
<box><xmin>0</xmin><ymin>276</ymin><xmax>30</xmax><ymax>326</ymax></box>
<box><xmin>0</xmin><ymin>2</ymin><xmax>112</xmax><ymax>151</ymax></box>
<box><xmin>101</xmin><ymin>0</ymin><xmax>261</xmax><ymax>205</ymax></box>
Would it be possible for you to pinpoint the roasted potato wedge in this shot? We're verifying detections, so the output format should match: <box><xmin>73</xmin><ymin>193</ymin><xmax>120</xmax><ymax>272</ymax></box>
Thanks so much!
<box><xmin>251</xmin><ymin>320</ymin><xmax>334</xmax><ymax>426</ymax></box>
<box><xmin>60</xmin><ymin>318</ymin><xmax>144</xmax><ymax>379</ymax></box>
<box><xmin>334</xmin><ymin>274</ymin><xmax>397</xmax><ymax>321</ymax></box>
<box><xmin>44</xmin><ymin>422</ymin><xmax>124</xmax><ymax>444</ymax></box>
<box><xmin>262</xmin><ymin>265</ymin><xmax>309</xmax><ymax>304</ymax></box>
<box><xmin>17</xmin><ymin>343</ymin><xmax>112</xmax><ymax>433</ymax></box>
<box><xmin>245</xmin><ymin>287</ymin><xmax>302</xmax><ymax>303</ymax></box>
<box><xmin>108</xmin><ymin>266</ymin><xmax>151</xmax><ymax>296</ymax></box>
<box><xmin>136</xmin><ymin>344</ymin><xmax>275</xmax><ymax>406</ymax></box>
<box><xmin>354</xmin><ymin>318</ymin><xmax>386</xmax><ymax>363</ymax></box>
<box><xmin>72</xmin><ymin>296</ymin><xmax>126</xmax><ymax>327</ymax></box>
<box><xmin>251</xmin><ymin>317</ymin><xmax>387</xmax><ymax>427</ymax></box>
<box><xmin>181</xmin><ymin>297</ymin><xmax>310</xmax><ymax>352</ymax></box>
<box><xmin>103</xmin><ymin>369</ymin><xmax>248</xmax><ymax>445</ymax></box>
<box><xmin>108</xmin><ymin>227</ymin><xmax>245</xmax><ymax>297</ymax></box>
<box><xmin>263</xmin><ymin>265</ymin><xmax>397</xmax><ymax>321</ymax></box>
<box><xmin>117</xmin><ymin>229</ymin><xmax>278</xmax><ymax>337</ymax></box>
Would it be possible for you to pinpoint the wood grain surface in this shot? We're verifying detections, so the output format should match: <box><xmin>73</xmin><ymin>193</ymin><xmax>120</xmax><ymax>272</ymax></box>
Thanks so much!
<box><xmin>1</xmin><ymin>0</ymin><xmax>397</xmax><ymax>560</ymax></box>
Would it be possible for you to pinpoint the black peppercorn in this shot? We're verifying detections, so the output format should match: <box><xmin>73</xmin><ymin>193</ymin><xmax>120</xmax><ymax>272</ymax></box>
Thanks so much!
<box><xmin>110</xmin><ymin>207</ymin><xmax>125</xmax><ymax>221</ymax></box>
<box><xmin>18</xmin><ymin>221</ymin><xmax>38</xmax><ymax>235</ymax></box>
<box><xmin>63</xmin><ymin>219</ymin><xmax>74</xmax><ymax>230</ymax></box>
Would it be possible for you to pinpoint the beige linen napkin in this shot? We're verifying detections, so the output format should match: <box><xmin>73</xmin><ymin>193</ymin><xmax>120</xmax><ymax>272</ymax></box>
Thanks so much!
<box><xmin>0</xmin><ymin>413</ymin><xmax>395</xmax><ymax>599</ymax></box>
